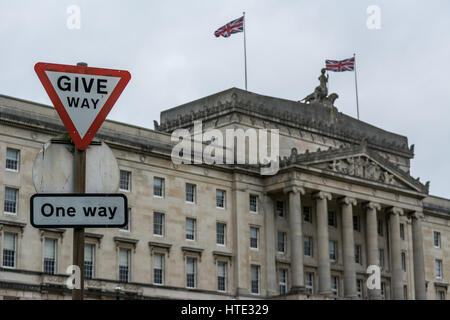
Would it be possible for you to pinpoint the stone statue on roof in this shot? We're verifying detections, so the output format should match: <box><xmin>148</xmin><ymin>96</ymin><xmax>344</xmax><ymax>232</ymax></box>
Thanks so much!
<box><xmin>300</xmin><ymin>68</ymin><xmax>339</xmax><ymax>107</ymax></box>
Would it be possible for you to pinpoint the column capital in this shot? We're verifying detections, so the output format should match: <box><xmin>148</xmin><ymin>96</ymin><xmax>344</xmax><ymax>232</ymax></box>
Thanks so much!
<box><xmin>387</xmin><ymin>207</ymin><xmax>404</xmax><ymax>216</ymax></box>
<box><xmin>338</xmin><ymin>196</ymin><xmax>357</xmax><ymax>206</ymax></box>
<box><xmin>409</xmin><ymin>211</ymin><xmax>425</xmax><ymax>220</ymax></box>
<box><xmin>283</xmin><ymin>185</ymin><xmax>305</xmax><ymax>195</ymax></box>
<box><xmin>312</xmin><ymin>191</ymin><xmax>332</xmax><ymax>201</ymax></box>
<box><xmin>363</xmin><ymin>201</ymin><xmax>381</xmax><ymax>211</ymax></box>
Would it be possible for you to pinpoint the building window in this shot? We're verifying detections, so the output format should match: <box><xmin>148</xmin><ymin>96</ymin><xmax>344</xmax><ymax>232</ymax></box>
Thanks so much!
<box><xmin>217</xmin><ymin>261</ymin><xmax>227</xmax><ymax>292</ymax></box>
<box><xmin>153</xmin><ymin>212</ymin><xmax>165</xmax><ymax>236</ymax></box>
<box><xmin>303</xmin><ymin>206</ymin><xmax>312</xmax><ymax>223</ymax></box>
<box><xmin>250</xmin><ymin>227</ymin><xmax>259</xmax><ymax>250</ymax></box>
<box><xmin>401</xmin><ymin>252</ymin><xmax>407</xmax><ymax>271</ymax></box>
<box><xmin>6</xmin><ymin>148</ymin><xmax>20</xmax><ymax>172</ymax></box>
<box><xmin>216</xmin><ymin>190</ymin><xmax>226</xmax><ymax>208</ymax></box>
<box><xmin>251</xmin><ymin>265</ymin><xmax>260</xmax><ymax>294</ymax></box>
<box><xmin>329</xmin><ymin>241</ymin><xmax>337</xmax><ymax>261</ymax></box>
<box><xmin>153</xmin><ymin>177</ymin><xmax>165</xmax><ymax>198</ymax></box>
<box><xmin>434</xmin><ymin>231</ymin><xmax>441</xmax><ymax>248</ymax></box>
<box><xmin>437</xmin><ymin>290</ymin><xmax>446</xmax><ymax>300</ymax></box>
<box><xmin>119</xmin><ymin>170</ymin><xmax>131</xmax><ymax>192</ymax></box>
<box><xmin>279</xmin><ymin>269</ymin><xmax>288</xmax><ymax>295</ymax></box>
<box><xmin>278</xmin><ymin>231</ymin><xmax>286</xmax><ymax>253</ymax></box>
<box><xmin>331</xmin><ymin>276</ymin><xmax>339</xmax><ymax>296</ymax></box>
<box><xmin>353</xmin><ymin>215</ymin><xmax>360</xmax><ymax>232</ymax></box>
<box><xmin>304</xmin><ymin>236</ymin><xmax>313</xmax><ymax>257</ymax></box>
<box><xmin>186</xmin><ymin>257</ymin><xmax>197</xmax><ymax>288</ymax></box>
<box><xmin>381</xmin><ymin>282</ymin><xmax>386</xmax><ymax>300</ymax></box>
<box><xmin>119</xmin><ymin>248</ymin><xmax>131</xmax><ymax>282</ymax></box>
<box><xmin>186</xmin><ymin>218</ymin><xmax>196</xmax><ymax>241</ymax></box>
<box><xmin>377</xmin><ymin>219</ymin><xmax>383</xmax><ymax>236</ymax></box>
<box><xmin>44</xmin><ymin>238</ymin><xmax>57</xmax><ymax>275</ymax></box>
<box><xmin>4</xmin><ymin>187</ymin><xmax>18</xmax><ymax>215</ymax></box>
<box><xmin>84</xmin><ymin>243</ymin><xmax>95</xmax><ymax>279</ymax></box>
<box><xmin>276</xmin><ymin>201</ymin><xmax>284</xmax><ymax>217</ymax></box>
<box><xmin>400</xmin><ymin>223</ymin><xmax>405</xmax><ymax>240</ymax></box>
<box><xmin>2</xmin><ymin>232</ymin><xmax>17</xmax><ymax>268</ymax></box>
<box><xmin>153</xmin><ymin>253</ymin><xmax>164</xmax><ymax>285</ymax></box>
<box><xmin>378</xmin><ymin>249</ymin><xmax>384</xmax><ymax>269</ymax></box>
<box><xmin>435</xmin><ymin>259</ymin><xmax>443</xmax><ymax>279</ymax></box>
<box><xmin>355</xmin><ymin>244</ymin><xmax>362</xmax><ymax>264</ymax></box>
<box><xmin>249</xmin><ymin>194</ymin><xmax>258</xmax><ymax>213</ymax></box>
<box><xmin>186</xmin><ymin>183</ymin><xmax>196</xmax><ymax>203</ymax></box>
<box><xmin>328</xmin><ymin>211</ymin><xmax>337</xmax><ymax>227</ymax></box>
<box><xmin>356</xmin><ymin>279</ymin><xmax>363</xmax><ymax>299</ymax></box>
<box><xmin>305</xmin><ymin>272</ymin><xmax>314</xmax><ymax>294</ymax></box>
<box><xmin>216</xmin><ymin>222</ymin><xmax>226</xmax><ymax>246</ymax></box>
<box><xmin>120</xmin><ymin>208</ymin><xmax>131</xmax><ymax>232</ymax></box>
<box><xmin>403</xmin><ymin>285</ymin><xmax>408</xmax><ymax>300</ymax></box>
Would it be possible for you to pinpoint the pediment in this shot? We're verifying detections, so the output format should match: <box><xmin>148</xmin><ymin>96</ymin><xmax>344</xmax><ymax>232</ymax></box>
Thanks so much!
<box><xmin>279</xmin><ymin>143</ymin><xmax>429</xmax><ymax>194</ymax></box>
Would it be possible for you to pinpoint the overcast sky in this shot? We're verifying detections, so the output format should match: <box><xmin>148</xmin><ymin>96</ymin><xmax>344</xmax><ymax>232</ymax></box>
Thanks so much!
<box><xmin>1</xmin><ymin>0</ymin><xmax>449</xmax><ymax>198</ymax></box>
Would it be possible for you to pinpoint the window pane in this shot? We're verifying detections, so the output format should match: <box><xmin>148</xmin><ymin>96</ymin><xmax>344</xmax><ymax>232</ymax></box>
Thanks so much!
<box><xmin>4</xmin><ymin>187</ymin><xmax>18</xmax><ymax>214</ymax></box>
<box><xmin>186</xmin><ymin>218</ymin><xmax>196</xmax><ymax>240</ymax></box>
<box><xmin>186</xmin><ymin>257</ymin><xmax>196</xmax><ymax>288</ymax></box>
<box><xmin>154</xmin><ymin>178</ymin><xmax>164</xmax><ymax>197</ymax></box>
<box><xmin>44</xmin><ymin>239</ymin><xmax>56</xmax><ymax>274</ymax></box>
<box><xmin>84</xmin><ymin>244</ymin><xmax>94</xmax><ymax>279</ymax></box>
<box><xmin>353</xmin><ymin>216</ymin><xmax>360</xmax><ymax>231</ymax></box>
<box><xmin>249</xmin><ymin>195</ymin><xmax>258</xmax><ymax>212</ymax></box>
<box><xmin>120</xmin><ymin>208</ymin><xmax>131</xmax><ymax>231</ymax></box>
<box><xmin>6</xmin><ymin>148</ymin><xmax>19</xmax><ymax>171</ymax></box>
<box><xmin>154</xmin><ymin>253</ymin><xmax>164</xmax><ymax>284</ymax></box>
<box><xmin>217</xmin><ymin>261</ymin><xmax>227</xmax><ymax>291</ymax></box>
<box><xmin>305</xmin><ymin>273</ymin><xmax>314</xmax><ymax>294</ymax></box>
<box><xmin>216</xmin><ymin>190</ymin><xmax>225</xmax><ymax>208</ymax></box>
<box><xmin>119</xmin><ymin>249</ymin><xmax>130</xmax><ymax>282</ymax></box>
<box><xmin>304</xmin><ymin>237</ymin><xmax>312</xmax><ymax>257</ymax></box>
<box><xmin>434</xmin><ymin>232</ymin><xmax>441</xmax><ymax>247</ymax></box>
<box><xmin>251</xmin><ymin>265</ymin><xmax>260</xmax><ymax>294</ymax></box>
<box><xmin>186</xmin><ymin>184</ymin><xmax>196</xmax><ymax>202</ymax></box>
<box><xmin>217</xmin><ymin>223</ymin><xmax>226</xmax><ymax>245</ymax></box>
<box><xmin>303</xmin><ymin>207</ymin><xmax>312</xmax><ymax>223</ymax></box>
<box><xmin>276</xmin><ymin>201</ymin><xmax>284</xmax><ymax>217</ymax></box>
<box><xmin>2</xmin><ymin>233</ymin><xmax>16</xmax><ymax>268</ymax></box>
<box><xmin>154</xmin><ymin>212</ymin><xmax>164</xmax><ymax>236</ymax></box>
<box><xmin>119</xmin><ymin>170</ymin><xmax>131</xmax><ymax>191</ymax></box>
<box><xmin>250</xmin><ymin>227</ymin><xmax>259</xmax><ymax>249</ymax></box>
<box><xmin>328</xmin><ymin>211</ymin><xmax>336</xmax><ymax>227</ymax></box>
<box><xmin>278</xmin><ymin>232</ymin><xmax>285</xmax><ymax>252</ymax></box>
<box><xmin>279</xmin><ymin>269</ymin><xmax>287</xmax><ymax>295</ymax></box>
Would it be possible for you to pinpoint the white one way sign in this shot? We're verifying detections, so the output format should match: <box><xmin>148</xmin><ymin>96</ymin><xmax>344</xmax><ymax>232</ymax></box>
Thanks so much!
<box><xmin>31</xmin><ymin>194</ymin><xmax>128</xmax><ymax>228</ymax></box>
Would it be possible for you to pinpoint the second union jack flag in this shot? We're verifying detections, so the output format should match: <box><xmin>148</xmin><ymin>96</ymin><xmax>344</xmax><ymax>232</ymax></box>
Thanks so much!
<box><xmin>214</xmin><ymin>16</ymin><xmax>244</xmax><ymax>38</ymax></box>
<box><xmin>325</xmin><ymin>57</ymin><xmax>355</xmax><ymax>72</ymax></box>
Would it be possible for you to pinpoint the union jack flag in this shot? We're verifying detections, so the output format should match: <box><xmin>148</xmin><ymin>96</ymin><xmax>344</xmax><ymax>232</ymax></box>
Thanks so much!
<box><xmin>325</xmin><ymin>57</ymin><xmax>355</xmax><ymax>72</ymax></box>
<box><xmin>214</xmin><ymin>16</ymin><xmax>244</xmax><ymax>38</ymax></box>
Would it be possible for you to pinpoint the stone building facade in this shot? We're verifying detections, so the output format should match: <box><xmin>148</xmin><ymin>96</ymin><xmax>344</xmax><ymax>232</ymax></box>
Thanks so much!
<box><xmin>0</xmin><ymin>88</ymin><xmax>448</xmax><ymax>300</ymax></box>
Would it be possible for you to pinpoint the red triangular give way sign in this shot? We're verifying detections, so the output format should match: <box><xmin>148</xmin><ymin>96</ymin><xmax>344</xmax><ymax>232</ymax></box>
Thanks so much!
<box><xmin>34</xmin><ymin>62</ymin><xmax>131</xmax><ymax>150</ymax></box>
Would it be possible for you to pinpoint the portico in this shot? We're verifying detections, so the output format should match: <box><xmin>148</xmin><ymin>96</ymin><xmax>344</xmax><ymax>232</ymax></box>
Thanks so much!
<box><xmin>264</xmin><ymin>144</ymin><xmax>428</xmax><ymax>300</ymax></box>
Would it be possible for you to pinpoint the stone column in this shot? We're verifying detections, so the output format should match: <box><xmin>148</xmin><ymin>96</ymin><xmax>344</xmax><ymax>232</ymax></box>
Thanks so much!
<box><xmin>231</xmin><ymin>174</ymin><xmax>250</xmax><ymax>296</ymax></box>
<box><xmin>364</xmin><ymin>202</ymin><xmax>381</xmax><ymax>300</ymax></box>
<box><xmin>411</xmin><ymin>212</ymin><xmax>426</xmax><ymax>300</ymax></box>
<box><xmin>388</xmin><ymin>207</ymin><xmax>404</xmax><ymax>300</ymax></box>
<box><xmin>263</xmin><ymin>193</ymin><xmax>277</xmax><ymax>296</ymax></box>
<box><xmin>313</xmin><ymin>191</ymin><xmax>332</xmax><ymax>295</ymax></box>
<box><xmin>284</xmin><ymin>186</ymin><xmax>306</xmax><ymax>293</ymax></box>
<box><xmin>339</xmin><ymin>196</ymin><xmax>357</xmax><ymax>299</ymax></box>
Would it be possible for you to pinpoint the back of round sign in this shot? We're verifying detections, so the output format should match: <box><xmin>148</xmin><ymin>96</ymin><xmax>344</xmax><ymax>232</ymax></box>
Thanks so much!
<box><xmin>33</xmin><ymin>137</ymin><xmax>120</xmax><ymax>193</ymax></box>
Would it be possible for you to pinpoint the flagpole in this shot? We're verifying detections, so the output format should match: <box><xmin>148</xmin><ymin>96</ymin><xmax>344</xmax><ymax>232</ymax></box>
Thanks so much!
<box><xmin>243</xmin><ymin>11</ymin><xmax>248</xmax><ymax>91</ymax></box>
<box><xmin>354</xmin><ymin>53</ymin><xmax>360</xmax><ymax>120</ymax></box>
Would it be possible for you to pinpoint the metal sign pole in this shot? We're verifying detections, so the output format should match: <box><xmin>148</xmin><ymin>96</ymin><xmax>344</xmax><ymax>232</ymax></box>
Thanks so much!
<box><xmin>72</xmin><ymin>62</ymin><xmax>87</xmax><ymax>300</ymax></box>
<box><xmin>72</xmin><ymin>147</ymin><xmax>86</xmax><ymax>299</ymax></box>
